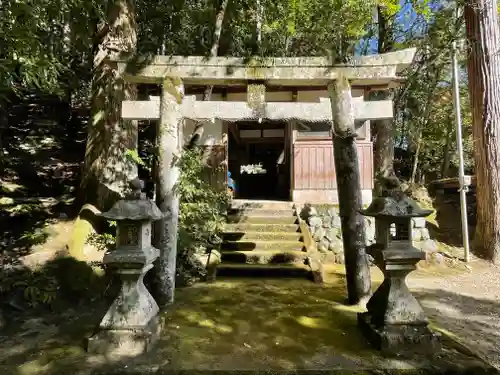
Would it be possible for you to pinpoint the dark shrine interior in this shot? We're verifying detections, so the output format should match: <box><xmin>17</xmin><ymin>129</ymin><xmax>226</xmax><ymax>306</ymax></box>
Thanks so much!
<box><xmin>227</xmin><ymin>121</ymin><xmax>291</xmax><ymax>201</ymax></box>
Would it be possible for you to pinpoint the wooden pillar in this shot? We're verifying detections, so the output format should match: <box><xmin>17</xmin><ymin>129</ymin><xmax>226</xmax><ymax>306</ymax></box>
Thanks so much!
<box><xmin>152</xmin><ymin>77</ymin><xmax>184</xmax><ymax>307</ymax></box>
<box><xmin>328</xmin><ymin>74</ymin><xmax>372</xmax><ymax>306</ymax></box>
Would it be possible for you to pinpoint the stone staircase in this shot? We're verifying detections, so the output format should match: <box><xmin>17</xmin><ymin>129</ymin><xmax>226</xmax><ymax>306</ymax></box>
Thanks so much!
<box><xmin>217</xmin><ymin>200</ymin><xmax>314</xmax><ymax>279</ymax></box>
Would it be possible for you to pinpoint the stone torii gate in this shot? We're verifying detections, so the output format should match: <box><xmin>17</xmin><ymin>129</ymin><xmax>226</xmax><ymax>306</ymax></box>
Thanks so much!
<box><xmin>117</xmin><ymin>48</ymin><xmax>416</xmax><ymax>306</ymax></box>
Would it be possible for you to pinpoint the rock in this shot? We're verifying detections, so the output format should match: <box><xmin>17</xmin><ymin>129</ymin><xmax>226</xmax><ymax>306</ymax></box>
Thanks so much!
<box><xmin>412</xmin><ymin>217</ymin><xmax>426</xmax><ymax>228</ymax></box>
<box><xmin>317</xmin><ymin>242</ymin><xmax>328</xmax><ymax>253</ymax></box>
<box><xmin>322</xmin><ymin>216</ymin><xmax>331</xmax><ymax>228</ymax></box>
<box><xmin>335</xmin><ymin>253</ymin><xmax>345</xmax><ymax>264</ymax></box>
<box><xmin>327</xmin><ymin>207</ymin><xmax>338</xmax><ymax>217</ymax></box>
<box><xmin>325</xmin><ymin>228</ymin><xmax>338</xmax><ymax>242</ymax></box>
<box><xmin>412</xmin><ymin>229</ymin><xmax>422</xmax><ymax>241</ymax></box>
<box><xmin>313</xmin><ymin>227</ymin><xmax>326</xmax><ymax>242</ymax></box>
<box><xmin>318</xmin><ymin>238</ymin><xmax>330</xmax><ymax>253</ymax></box>
<box><xmin>329</xmin><ymin>239</ymin><xmax>344</xmax><ymax>254</ymax></box>
<box><xmin>321</xmin><ymin>252</ymin><xmax>337</xmax><ymax>264</ymax></box>
<box><xmin>309</xmin><ymin>216</ymin><xmax>322</xmax><ymax>228</ymax></box>
<box><xmin>331</xmin><ymin>215</ymin><xmax>342</xmax><ymax>228</ymax></box>
<box><xmin>420</xmin><ymin>228</ymin><xmax>430</xmax><ymax>240</ymax></box>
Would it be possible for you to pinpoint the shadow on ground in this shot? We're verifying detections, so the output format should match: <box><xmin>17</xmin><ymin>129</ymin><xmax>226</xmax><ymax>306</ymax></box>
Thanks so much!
<box><xmin>425</xmin><ymin>189</ymin><xmax>476</xmax><ymax>250</ymax></box>
<box><xmin>415</xmin><ymin>287</ymin><xmax>500</xmax><ymax>370</ymax></box>
<box><xmin>1</xmin><ymin>95</ymin><xmax>86</xmax><ymax>265</ymax></box>
<box><xmin>0</xmin><ymin>266</ymin><xmax>497</xmax><ymax>374</ymax></box>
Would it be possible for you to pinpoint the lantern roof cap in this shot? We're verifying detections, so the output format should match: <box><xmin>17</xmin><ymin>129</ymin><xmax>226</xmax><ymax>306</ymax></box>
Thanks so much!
<box><xmin>360</xmin><ymin>191</ymin><xmax>432</xmax><ymax>219</ymax></box>
<box><xmin>100</xmin><ymin>179</ymin><xmax>164</xmax><ymax>221</ymax></box>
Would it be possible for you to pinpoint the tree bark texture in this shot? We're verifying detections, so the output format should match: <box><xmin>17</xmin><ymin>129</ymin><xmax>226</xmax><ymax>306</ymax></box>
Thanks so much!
<box><xmin>465</xmin><ymin>0</ymin><xmax>500</xmax><ymax>263</ymax></box>
<box><xmin>82</xmin><ymin>0</ymin><xmax>138</xmax><ymax>211</ymax></box>
<box><xmin>188</xmin><ymin>0</ymin><xmax>229</xmax><ymax>149</ymax></box>
<box><xmin>152</xmin><ymin>78</ymin><xmax>184</xmax><ymax>306</ymax></box>
<box><xmin>410</xmin><ymin>130</ymin><xmax>421</xmax><ymax>184</ymax></box>
<box><xmin>328</xmin><ymin>78</ymin><xmax>372</xmax><ymax>305</ymax></box>
<box><xmin>372</xmin><ymin>7</ymin><xmax>397</xmax><ymax>197</ymax></box>
<box><xmin>441</xmin><ymin>113</ymin><xmax>454</xmax><ymax>178</ymax></box>
<box><xmin>204</xmin><ymin>0</ymin><xmax>229</xmax><ymax>102</ymax></box>
<box><xmin>372</xmin><ymin>91</ymin><xmax>396</xmax><ymax>196</ymax></box>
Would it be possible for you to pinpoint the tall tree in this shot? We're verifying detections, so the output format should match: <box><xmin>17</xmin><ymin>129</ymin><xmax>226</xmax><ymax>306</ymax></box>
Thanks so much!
<box><xmin>68</xmin><ymin>0</ymin><xmax>137</xmax><ymax>260</ymax></box>
<box><xmin>464</xmin><ymin>0</ymin><xmax>500</xmax><ymax>263</ymax></box>
<box><xmin>372</xmin><ymin>5</ymin><xmax>398</xmax><ymax>196</ymax></box>
<box><xmin>187</xmin><ymin>0</ymin><xmax>230</xmax><ymax>148</ymax></box>
<box><xmin>81</xmin><ymin>0</ymin><xmax>138</xmax><ymax>211</ymax></box>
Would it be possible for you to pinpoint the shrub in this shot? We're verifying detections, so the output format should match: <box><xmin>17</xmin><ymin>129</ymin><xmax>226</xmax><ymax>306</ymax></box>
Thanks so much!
<box><xmin>175</xmin><ymin>149</ymin><xmax>228</xmax><ymax>285</ymax></box>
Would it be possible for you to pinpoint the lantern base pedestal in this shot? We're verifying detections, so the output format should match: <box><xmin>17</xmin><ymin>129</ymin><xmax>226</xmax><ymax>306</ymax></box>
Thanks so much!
<box><xmin>358</xmin><ymin>312</ymin><xmax>441</xmax><ymax>356</ymax></box>
<box><xmin>87</xmin><ymin>315</ymin><xmax>162</xmax><ymax>357</ymax></box>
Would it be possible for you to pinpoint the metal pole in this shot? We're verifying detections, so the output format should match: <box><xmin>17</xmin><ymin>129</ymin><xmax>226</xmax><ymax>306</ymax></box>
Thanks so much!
<box><xmin>451</xmin><ymin>40</ymin><xmax>471</xmax><ymax>262</ymax></box>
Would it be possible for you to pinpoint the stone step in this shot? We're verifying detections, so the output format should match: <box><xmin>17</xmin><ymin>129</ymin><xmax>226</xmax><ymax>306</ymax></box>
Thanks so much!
<box><xmin>222</xmin><ymin>231</ymin><xmax>303</xmax><ymax>241</ymax></box>
<box><xmin>216</xmin><ymin>262</ymin><xmax>312</xmax><ymax>279</ymax></box>
<box><xmin>221</xmin><ymin>250</ymin><xmax>307</xmax><ymax>265</ymax></box>
<box><xmin>226</xmin><ymin>215</ymin><xmax>298</xmax><ymax>224</ymax></box>
<box><xmin>228</xmin><ymin>208</ymin><xmax>295</xmax><ymax>217</ymax></box>
<box><xmin>230</xmin><ymin>199</ymin><xmax>295</xmax><ymax>211</ymax></box>
<box><xmin>223</xmin><ymin>223</ymin><xmax>300</xmax><ymax>233</ymax></box>
<box><xmin>221</xmin><ymin>240</ymin><xmax>304</xmax><ymax>252</ymax></box>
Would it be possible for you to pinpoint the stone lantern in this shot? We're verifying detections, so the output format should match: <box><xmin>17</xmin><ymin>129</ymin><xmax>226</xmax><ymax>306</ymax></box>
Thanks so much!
<box><xmin>358</xmin><ymin>190</ymin><xmax>441</xmax><ymax>356</ymax></box>
<box><xmin>87</xmin><ymin>179</ymin><xmax>164</xmax><ymax>357</ymax></box>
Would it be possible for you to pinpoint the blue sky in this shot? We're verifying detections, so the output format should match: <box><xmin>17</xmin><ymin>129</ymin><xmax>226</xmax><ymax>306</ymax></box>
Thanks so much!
<box><xmin>357</xmin><ymin>0</ymin><xmax>441</xmax><ymax>55</ymax></box>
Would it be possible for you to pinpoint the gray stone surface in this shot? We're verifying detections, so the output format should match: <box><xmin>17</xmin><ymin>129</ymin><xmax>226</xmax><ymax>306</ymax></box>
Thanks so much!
<box><xmin>116</xmin><ymin>48</ymin><xmax>417</xmax><ymax>85</ymax></box>
<box><xmin>300</xmin><ymin>204</ymin><xmax>375</xmax><ymax>264</ymax></box>
<box><xmin>299</xmin><ymin>200</ymin><xmax>439</xmax><ymax>265</ymax></box>
<box><xmin>88</xmin><ymin>180</ymin><xmax>162</xmax><ymax>357</ymax></box>
<box><xmin>412</xmin><ymin>217</ymin><xmax>427</xmax><ymax>228</ymax></box>
<box><xmin>87</xmin><ymin>315</ymin><xmax>162</xmax><ymax>358</ymax></box>
<box><xmin>359</xmin><ymin>195</ymin><xmax>441</xmax><ymax>356</ymax></box>
<box><xmin>358</xmin><ymin>312</ymin><xmax>441</xmax><ymax>356</ymax></box>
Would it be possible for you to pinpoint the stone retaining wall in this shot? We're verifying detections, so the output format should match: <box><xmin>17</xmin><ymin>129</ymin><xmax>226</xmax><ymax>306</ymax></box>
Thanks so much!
<box><xmin>299</xmin><ymin>204</ymin><xmax>437</xmax><ymax>264</ymax></box>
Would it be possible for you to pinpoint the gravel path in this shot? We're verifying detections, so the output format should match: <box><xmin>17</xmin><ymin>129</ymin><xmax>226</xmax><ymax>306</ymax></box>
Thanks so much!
<box><xmin>408</xmin><ymin>260</ymin><xmax>500</xmax><ymax>369</ymax></box>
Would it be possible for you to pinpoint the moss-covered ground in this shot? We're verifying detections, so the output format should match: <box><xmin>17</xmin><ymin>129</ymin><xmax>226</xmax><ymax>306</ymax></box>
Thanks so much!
<box><xmin>0</xmin><ymin>265</ymin><xmax>495</xmax><ymax>375</ymax></box>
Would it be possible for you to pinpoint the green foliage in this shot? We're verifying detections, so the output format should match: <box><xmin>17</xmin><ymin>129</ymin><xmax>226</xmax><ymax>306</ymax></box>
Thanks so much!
<box><xmin>125</xmin><ymin>149</ymin><xmax>147</xmax><ymax>167</ymax></box>
<box><xmin>0</xmin><ymin>271</ymin><xmax>58</xmax><ymax>307</ymax></box>
<box><xmin>0</xmin><ymin>0</ymin><xmax>100</xmax><ymax>102</ymax></box>
<box><xmin>175</xmin><ymin>149</ymin><xmax>229</xmax><ymax>284</ymax></box>
<box><xmin>0</xmin><ymin>258</ymin><xmax>109</xmax><ymax>308</ymax></box>
<box><xmin>84</xmin><ymin>148</ymin><xmax>228</xmax><ymax>286</ymax></box>
<box><xmin>86</xmin><ymin>218</ymin><xmax>116</xmax><ymax>252</ymax></box>
<box><xmin>392</xmin><ymin>3</ymin><xmax>473</xmax><ymax>181</ymax></box>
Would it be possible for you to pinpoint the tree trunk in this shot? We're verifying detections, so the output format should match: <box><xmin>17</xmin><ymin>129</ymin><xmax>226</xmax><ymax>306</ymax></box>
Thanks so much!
<box><xmin>255</xmin><ymin>0</ymin><xmax>263</xmax><ymax>54</ymax></box>
<box><xmin>441</xmin><ymin>114</ymin><xmax>454</xmax><ymax>178</ymax></box>
<box><xmin>328</xmin><ymin>76</ymin><xmax>371</xmax><ymax>306</ymax></box>
<box><xmin>188</xmin><ymin>0</ymin><xmax>229</xmax><ymax>149</ymax></box>
<box><xmin>81</xmin><ymin>0</ymin><xmax>138</xmax><ymax>211</ymax></box>
<box><xmin>152</xmin><ymin>78</ymin><xmax>184</xmax><ymax>307</ymax></box>
<box><xmin>410</xmin><ymin>130</ymin><xmax>421</xmax><ymax>184</ymax></box>
<box><xmin>465</xmin><ymin>0</ymin><xmax>500</xmax><ymax>263</ymax></box>
<box><xmin>372</xmin><ymin>6</ymin><xmax>397</xmax><ymax>197</ymax></box>
<box><xmin>373</xmin><ymin>92</ymin><xmax>396</xmax><ymax>196</ymax></box>
<box><xmin>203</xmin><ymin>0</ymin><xmax>228</xmax><ymax>101</ymax></box>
